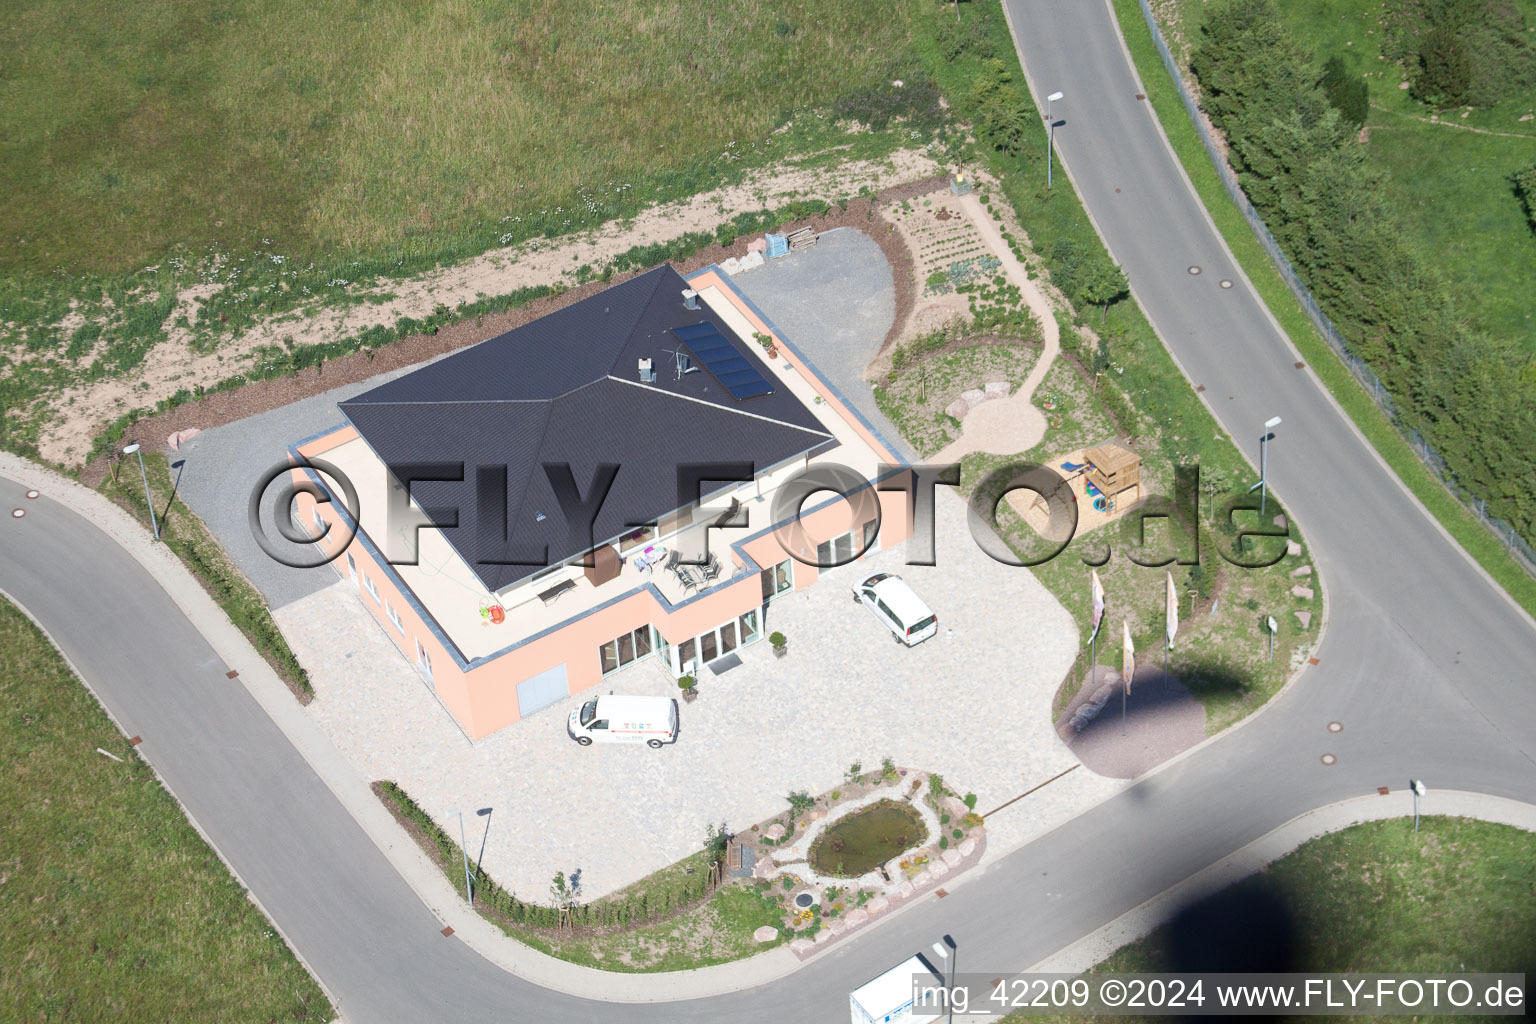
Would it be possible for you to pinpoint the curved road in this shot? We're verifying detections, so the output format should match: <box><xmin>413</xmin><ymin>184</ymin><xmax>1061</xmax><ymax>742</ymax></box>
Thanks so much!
<box><xmin>3</xmin><ymin>3</ymin><xmax>1535</xmax><ymax>1020</ymax></box>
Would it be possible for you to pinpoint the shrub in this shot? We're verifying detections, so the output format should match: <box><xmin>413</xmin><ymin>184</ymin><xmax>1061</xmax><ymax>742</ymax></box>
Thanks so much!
<box><xmin>962</xmin><ymin>792</ymin><xmax>977</xmax><ymax>811</ymax></box>
<box><xmin>845</xmin><ymin>761</ymin><xmax>862</xmax><ymax>783</ymax></box>
<box><xmin>677</xmin><ymin>674</ymin><xmax>695</xmax><ymax>691</ymax></box>
<box><xmin>787</xmin><ymin>791</ymin><xmax>816</xmax><ymax>814</ymax></box>
<box><xmin>927</xmin><ymin>773</ymin><xmax>945</xmax><ymax>799</ymax></box>
<box><xmin>881</xmin><ymin>756</ymin><xmax>899</xmax><ymax>781</ymax></box>
<box><xmin>769</xmin><ymin>631</ymin><xmax>787</xmax><ymax>649</ymax></box>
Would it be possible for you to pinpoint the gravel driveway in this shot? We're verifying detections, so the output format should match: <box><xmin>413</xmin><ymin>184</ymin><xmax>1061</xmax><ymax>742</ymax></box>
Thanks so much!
<box><xmin>733</xmin><ymin>228</ymin><xmax>914</xmax><ymax>461</ymax></box>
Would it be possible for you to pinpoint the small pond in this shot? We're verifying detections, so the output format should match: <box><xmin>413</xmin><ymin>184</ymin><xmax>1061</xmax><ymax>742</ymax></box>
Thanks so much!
<box><xmin>808</xmin><ymin>799</ymin><xmax>928</xmax><ymax>878</ymax></box>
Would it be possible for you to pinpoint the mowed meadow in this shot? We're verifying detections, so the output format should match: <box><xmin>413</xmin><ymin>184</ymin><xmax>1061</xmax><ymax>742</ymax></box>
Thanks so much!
<box><xmin>0</xmin><ymin>0</ymin><xmax>917</xmax><ymax>278</ymax></box>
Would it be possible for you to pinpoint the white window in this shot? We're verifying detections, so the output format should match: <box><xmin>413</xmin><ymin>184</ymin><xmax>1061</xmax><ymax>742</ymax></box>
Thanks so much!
<box><xmin>415</xmin><ymin>640</ymin><xmax>434</xmax><ymax>684</ymax></box>
<box><xmin>362</xmin><ymin>572</ymin><xmax>379</xmax><ymax>603</ymax></box>
<box><xmin>345</xmin><ymin>552</ymin><xmax>358</xmax><ymax>583</ymax></box>
<box><xmin>312</xmin><ymin>507</ymin><xmax>325</xmax><ymax>536</ymax></box>
<box><xmin>385</xmin><ymin>600</ymin><xmax>403</xmax><ymax>633</ymax></box>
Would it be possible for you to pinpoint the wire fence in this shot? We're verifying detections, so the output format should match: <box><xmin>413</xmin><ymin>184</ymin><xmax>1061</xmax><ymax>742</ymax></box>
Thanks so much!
<box><xmin>1133</xmin><ymin>0</ymin><xmax>1536</xmax><ymax>579</ymax></box>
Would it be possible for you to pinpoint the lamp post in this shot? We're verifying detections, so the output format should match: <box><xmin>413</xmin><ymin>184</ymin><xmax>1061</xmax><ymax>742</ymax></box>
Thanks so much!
<box><xmin>1266</xmin><ymin>615</ymin><xmax>1278</xmax><ymax>663</ymax></box>
<box><xmin>1247</xmin><ymin>415</ymin><xmax>1282</xmax><ymax>517</ymax></box>
<box><xmin>1409</xmin><ymin>779</ymin><xmax>1427</xmax><ymax>833</ymax></box>
<box><xmin>931</xmin><ymin>936</ymin><xmax>957</xmax><ymax>1024</ymax></box>
<box><xmin>1046</xmin><ymin>91</ymin><xmax>1064</xmax><ymax>190</ymax></box>
<box><xmin>447</xmin><ymin>809</ymin><xmax>473</xmax><ymax>903</ymax></box>
<box><xmin>122</xmin><ymin>443</ymin><xmax>159</xmax><ymax>541</ymax></box>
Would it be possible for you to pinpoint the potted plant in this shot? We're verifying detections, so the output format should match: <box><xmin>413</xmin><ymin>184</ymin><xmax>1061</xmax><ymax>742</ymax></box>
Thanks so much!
<box><xmin>678</xmin><ymin>675</ymin><xmax>698</xmax><ymax>702</ymax></box>
<box><xmin>769</xmin><ymin>631</ymin><xmax>787</xmax><ymax>658</ymax></box>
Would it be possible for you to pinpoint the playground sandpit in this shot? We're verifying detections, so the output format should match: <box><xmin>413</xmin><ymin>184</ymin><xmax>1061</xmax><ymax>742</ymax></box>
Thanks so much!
<box><xmin>808</xmin><ymin>799</ymin><xmax>928</xmax><ymax>878</ymax></box>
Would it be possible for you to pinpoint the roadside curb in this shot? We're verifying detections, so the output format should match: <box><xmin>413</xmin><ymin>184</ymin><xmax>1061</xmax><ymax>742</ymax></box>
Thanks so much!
<box><xmin>1027</xmin><ymin>789</ymin><xmax>1536</xmax><ymax>974</ymax></box>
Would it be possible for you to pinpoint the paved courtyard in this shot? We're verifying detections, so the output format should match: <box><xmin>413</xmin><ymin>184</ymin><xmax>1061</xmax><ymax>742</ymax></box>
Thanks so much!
<box><xmin>278</xmin><ymin>490</ymin><xmax>1123</xmax><ymax>901</ymax></box>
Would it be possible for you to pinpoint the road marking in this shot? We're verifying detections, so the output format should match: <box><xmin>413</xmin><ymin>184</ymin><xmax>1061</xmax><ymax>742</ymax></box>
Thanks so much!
<box><xmin>25</xmin><ymin>489</ymin><xmax>39</xmax><ymax>499</ymax></box>
<box><xmin>1328</xmin><ymin>721</ymin><xmax>1343</xmax><ymax>733</ymax></box>
<box><xmin>1320</xmin><ymin>753</ymin><xmax>1337</xmax><ymax>766</ymax></box>
<box><xmin>1187</xmin><ymin>265</ymin><xmax>1201</xmax><ymax>275</ymax></box>
<box><xmin>10</xmin><ymin>508</ymin><xmax>24</xmax><ymax>518</ymax></box>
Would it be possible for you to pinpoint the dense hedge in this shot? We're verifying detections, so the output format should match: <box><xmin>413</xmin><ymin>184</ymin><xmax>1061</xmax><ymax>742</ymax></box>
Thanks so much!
<box><xmin>1188</xmin><ymin>0</ymin><xmax>1535</xmax><ymax>542</ymax></box>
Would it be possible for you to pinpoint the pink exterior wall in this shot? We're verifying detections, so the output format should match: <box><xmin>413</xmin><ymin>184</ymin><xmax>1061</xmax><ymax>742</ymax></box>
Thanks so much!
<box><xmin>289</xmin><ymin>271</ymin><xmax>915</xmax><ymax>740</ymax></box>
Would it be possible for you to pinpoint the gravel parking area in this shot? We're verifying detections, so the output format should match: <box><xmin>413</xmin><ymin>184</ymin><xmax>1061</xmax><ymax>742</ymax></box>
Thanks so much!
<box><xmin>733</xmin><ymin>228</ymin><xmax>914</xmax><ymax>460</ymax></box>
<box><xmin>278</xmin><ymin>490</ymin><xmax>1118</xmax><ymax>901</ymax></box>
<box><xmin>173</xmin><ymin>359</ymin><xmax>446</xmax><ymax>610</ymax></box>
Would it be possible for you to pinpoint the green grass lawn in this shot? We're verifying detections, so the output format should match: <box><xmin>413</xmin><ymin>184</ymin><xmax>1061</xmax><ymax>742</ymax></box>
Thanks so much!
<box><xmin>0</xmin><ymin>597</ymin><xmax>331</xmax><ymax>1022</ymax></box>
<box><xmin>1114</xmin><ymin>0</ymin><xmax>1536</xmax><ymax>619</ymax></box>
<box><xmin>1167</xmin><ymin>0</ymin><xmax>1536</xmax><ymax>352</ymax></box>
<box><xmin>1005</xmin><ymin>817</ymin><xmax>1536</xmax><ymax>1023</ymax></box>
<box><xmin>0</xmin><ymin>0</ymin><xmax>918</xmax><ymax>280</ymax></box>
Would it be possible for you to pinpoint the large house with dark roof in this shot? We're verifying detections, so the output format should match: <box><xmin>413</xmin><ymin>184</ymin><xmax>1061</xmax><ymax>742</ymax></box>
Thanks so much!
<box><xmin>293</xmin><ymin>264</ymin><xmax>912</xmax><ymax>739</ymax></box>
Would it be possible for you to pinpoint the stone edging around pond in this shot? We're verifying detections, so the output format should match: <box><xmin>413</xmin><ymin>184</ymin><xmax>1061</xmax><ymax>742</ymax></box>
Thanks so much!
<box><xmin>744</xmin><ymin>771</ymin><xmax>988</xmax><ymax>960</ymax></box>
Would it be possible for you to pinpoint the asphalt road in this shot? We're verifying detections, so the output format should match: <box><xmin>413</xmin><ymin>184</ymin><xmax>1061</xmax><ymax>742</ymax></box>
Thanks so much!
<box><xmin>3</xmin><ymin>3</ymin><xmax>1534</xmax><ymax>1020</ymax></box>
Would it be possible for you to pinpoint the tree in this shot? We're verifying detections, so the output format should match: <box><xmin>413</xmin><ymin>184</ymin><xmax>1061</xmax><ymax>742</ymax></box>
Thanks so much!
<box><xmin>1414</xmin><ymin>24</ymin><xmax>1474</xmax><ymax>106</ymax></box>
<box><xmin>969</xmin><ymin>59</ymin><xmax>1032</xmax><ymax>159</ymax></box>
<box><xmin>1081</xmin><ymin>262</ymin><xmax>1128</xmax><ymax>323</ymax></box>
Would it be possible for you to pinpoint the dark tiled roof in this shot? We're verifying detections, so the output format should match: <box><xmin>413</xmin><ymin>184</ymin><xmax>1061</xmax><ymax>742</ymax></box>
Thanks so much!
<box><xmin>340</xmin><ymin>266</ymin><xmax>834</xmax><ymax>591</ymax></box>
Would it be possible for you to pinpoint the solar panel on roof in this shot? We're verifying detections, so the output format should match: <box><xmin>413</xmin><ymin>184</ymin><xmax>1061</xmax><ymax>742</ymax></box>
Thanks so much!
<box><xmin>671</xmin><ymin>323</ymin><xmax>774</xmax><ymax>399</ymax></box>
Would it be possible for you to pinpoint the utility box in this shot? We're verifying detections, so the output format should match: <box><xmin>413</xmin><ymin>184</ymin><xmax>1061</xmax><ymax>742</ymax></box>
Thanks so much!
<box><xmin>765</xmin><ymin>233</ymin><xmax>789</xmax><ymax>259</ymax></box>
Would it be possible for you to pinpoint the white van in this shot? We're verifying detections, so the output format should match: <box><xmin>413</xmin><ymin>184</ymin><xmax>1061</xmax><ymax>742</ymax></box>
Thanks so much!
<box><xmin>853</xmin><ymin>572</ymin><xmax>939</xmax><ymax>646</ymax></box>
<box><xmin>567</xmin><ymin>695</ymin><xmax>678</xmax><ymax>748</ymax></box>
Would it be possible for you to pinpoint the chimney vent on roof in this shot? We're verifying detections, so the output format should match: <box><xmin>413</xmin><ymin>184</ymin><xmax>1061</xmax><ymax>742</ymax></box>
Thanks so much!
<box><xmin>638</xmin><ymin>358</ymin><xmax>656</xmax><ymax>383</ymax></box>
<box><xmin>681</xmin><ymin>288</ymin><xmax>699</xmax><ymax>310</ymax></box>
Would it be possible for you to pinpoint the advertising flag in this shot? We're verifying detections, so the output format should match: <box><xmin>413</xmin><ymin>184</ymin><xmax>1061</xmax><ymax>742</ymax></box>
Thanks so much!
<box><xmin>1121</xmin><ymin>620</ymin><xmax>1135</xmax><ymax>694</ymax></box>
<box><xmin>1089</xmin><ymin>569</ymin><xmax>1105</xmax><ymax>642</ymax></box>
<box><xmin>1166</xmin><ymin>570</ymin><xmax>1179</xmax><ymax>650</ymax></box>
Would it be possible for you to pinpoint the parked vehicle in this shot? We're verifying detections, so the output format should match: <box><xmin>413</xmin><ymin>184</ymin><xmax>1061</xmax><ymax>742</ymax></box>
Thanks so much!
<box><xmin>852</xmin><ymin>572</ymin><xmax>938</xmax><ymax>646</ymax></box>
<box><xmin>849</xmin><ymin>954</ymin><xmax>943</xmax><ymax>1023</ymax></box>
<box><xmin>567</xmin><ymin>695</ymin><xmax>678</xmax><ymax>748</ymax></box>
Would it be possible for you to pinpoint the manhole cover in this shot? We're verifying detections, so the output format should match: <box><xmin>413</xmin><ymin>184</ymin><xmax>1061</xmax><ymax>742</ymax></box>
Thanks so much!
<box><xmin>25</xmin><ymin>489</ymin><xmax>40</xmax><ymax>499</ymax></box>
<box><xmin>1219</xmin><ymin>279</ymin><xmax>1233</xmax><ymax>289</ymax></box>
<box><xmin>1328</xmin><ymin>721</ymin><xmax>1343</xmax><ymax>733</ymax></box>
<box><xmin>1320</xmin><ymin>753</ymin><xmax>1337</xmax><ymax>766</ymax></box>
<box><xmin>10</xmin><ymin>508</ymin><xmax>24</xmax><ymax>519</ymax></box>
<box><xmin>1188</xmin><ymin>265</ymin><xmax>1202</xmax><ymax>275</ymax></box>
<box><xmin>793</xmin><ymin>892</ymin><xmax>817</xmax><ymax>910</ymax></box>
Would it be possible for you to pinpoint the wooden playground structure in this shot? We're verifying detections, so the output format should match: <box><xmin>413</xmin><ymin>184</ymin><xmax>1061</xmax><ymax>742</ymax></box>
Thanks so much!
<box><xmin>1009</xmin><ymin>441</ymin><xmax>1144</xmax><ymax>541</ymax></box>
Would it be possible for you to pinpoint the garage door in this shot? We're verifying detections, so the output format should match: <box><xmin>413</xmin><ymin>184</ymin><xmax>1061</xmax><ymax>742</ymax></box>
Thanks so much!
<box><xmin>516</xmin><ymin>664</ymin><xmax>570</xmax><ymax>719</ymax></box>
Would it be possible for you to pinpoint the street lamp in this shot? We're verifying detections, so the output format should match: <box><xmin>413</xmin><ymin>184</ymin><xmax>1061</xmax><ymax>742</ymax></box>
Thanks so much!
<box><xmin>447</xmin><ymin>809</ymin><xmax>473</xmax><ymax>903</ymax></box>
<box><xmin>1409</xmin><ymin>779</ymin><xmax>1427</xmax><ymax>833</ymax></box>
<box><xmin>122</xmin><ymin>443</ymin><xmax>160</xmax><ymax>541</ymax></box>
<box><xmin>931</xmin><ymin>936</ymin><xmax>957</xmax><ymax>1024</ymax></box>
<box><xmin>1266</xmin><ymin>615</ymin><xmax>1278</xmax><ymax>663</ymax></box>
<box><xmin>1046</xmin><ymin>91</ymin><xmax>1064</xmax><ymax>190</ymax></box>
<box><xmin>1247</xmin><ymin>415</ymin><xmax>1282</xmax><ymax>517</ymax></box>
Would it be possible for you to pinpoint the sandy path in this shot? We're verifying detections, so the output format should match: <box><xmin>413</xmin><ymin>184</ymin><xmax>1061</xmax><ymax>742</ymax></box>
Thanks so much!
<box><xmin>929</xmin><ymin>190</ymin><xmax>1062</xmax><ymax>465</ymax></box>
<box><xmin>35</xmin><ymin>147</ymin><xmax>943</xmax><ymax>465</ymax></box>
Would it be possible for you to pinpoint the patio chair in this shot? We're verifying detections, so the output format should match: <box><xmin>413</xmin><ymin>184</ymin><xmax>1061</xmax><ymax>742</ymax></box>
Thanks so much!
<box><xmin>676</xmin><ymin>567</ymin><xmax>700</xmax><ymax>594</ymax></box>
<box><xmin>701</xmin><ymin>557</ymin><xmax>720</xmax><ymax>582</ymax></box>
<box><xmin>664</xmin><ymin>550</ymin><xmax>680</xmax><ymax>572</ymax></box>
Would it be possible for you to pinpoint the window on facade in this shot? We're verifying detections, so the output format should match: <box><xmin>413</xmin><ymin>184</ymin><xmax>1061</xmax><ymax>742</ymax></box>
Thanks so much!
<box><xmin>863</xmin><ymin>518</ymin><xmax>878</xmax><ymax>551</ymax></box>
<box><xmin>739</xmin><ymin>609</ymin><xmax>760</xmax><ymax>644</ymax></box>
<box><xmin>312</xmin><ymin>507</ymin><xmax>325</xmax><ymax>536</ymax></box>
<box><xmin>385</xmin><ymin>601</ymin><xmax>403</xmax><ymax>633</ymax></box>
<box><xmin>600</xmin><ymin>625</ymin><xmax>655</xmax><ymax>675</ymax></box>
<box><xmin>762</xmin><ymin>559</ymin><xmax>793</xmax><ymax>601</ymax></box>
<box><xmin>618</xmin><ymin>525</ymin><xmax>657</xmax><ymax>553</ymax></box>
<box><xmin>346</xmin><ymin>552</ymin><xmax>357</xmax><ymax>580</ymax></box>
<box><xmin>363</xmin><ymin>573</ymin><xmax>380</xmax><ymax>603</ymax></box>
<box><xmin>415</xmin><ymin>640</ymin><xmax>433</xmax><ymax>683</ymax></box>
<box><xmin>815</xmin><ymin>530</ymin><xmax>857</xmax><ymax>568</ymax></box>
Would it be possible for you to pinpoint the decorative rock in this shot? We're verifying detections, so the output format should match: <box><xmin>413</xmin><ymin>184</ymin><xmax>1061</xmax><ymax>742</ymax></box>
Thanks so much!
<box><xmin>737</xmin><ymin>250</ymin><xmax>765</xmax><ymax>272</ymax></box>
<box><xmin>1272</xmin><ymin>514</ymin><xmax>1288</xmax><ymax>529</ymax></box>
<box><xmin>764</xmin><ymin>823</ymin><xmax>785</xmax><ymax>840</ymax></box>
<box><xmin>942</xmin><ymin>848</ymin><xmax>963</xmax><ymax>867</ymax></box>
<box><xmin>867</xmin><ymin>895</ymin><xmax>890</xmax><ymax>914</ymax></box>
<box><xmin>943</xmin><ymin>796</ymin><xmax>968</xmax><ymax>818</ymax></box>
<box><xmin>928</xmin><ymin>860</ymin><xmax>950</xmax><ymax>879</ymax></box>
<box><xmin>945</xmin><ymin>398</ymin><xmax>971</xmax><ymax>421</ymax></box>
<box><xmin>984</xmin><ymin>381</ymin><xmax>1011</xmax><ymax>400</ymax></box>
<box><xmin>754</xmin><ymin>926</ymin><xmax>779</xmax><ymax>943</ymax></box>
<box><xmin>1295</xmin><ymin>610</ymin><xmax>1312</xmax><ymax>629</ymax></box>
<box><xmin>720</xmin><ymin>256</ymin><xmax>743</xmax><ymax>275</ymax></box>
<box><xmin>747</xmin><ymin>237</ymin><xmax>768</xmax><ymax>254</ymax></box>
<box><xmin>1291</xmin><ymin>585</ymin><xmax>1314</xmax><ymax>600</ymax></box>
<box><xmin>1286</xmin><ymin>540</ymin><xmax>1303</xmax><ymax>557</ymax></box>
<box><xmin>960</xmin><ymin>388</ymin><xmax>987</xmax><ymax>408</ymax></box>
<box><xmin>895</xmin><ymin>881</ymin><xmax>914</xmax><ymax>898</ymax></box>
<box><xmin>813</xmin><ymin>928</ymin><xmax>834</xmax><ymax>944</ymax></box>
<box><xmin>958</xmin><ymin>837</ymin><xmax>977</xmax><ymax>857</ymax></box>
<box><xmin>827</xmin><ymin>919</ymin><xmax>846</xmax><ymax>936</ymax></box>
<box><xmin>845</xmin><ymin>907</ymin><xmax>870</xmax><ymax>926</ymax></box>
<box><xmin>1290</xmin><ymin>565</ymin><xmax>1312</xmax><ymax>577</ymax></box>
<box><xmin>789</xmin><ymin>938</ymin><xmax>814</xmax><ymax>954</ymax></box>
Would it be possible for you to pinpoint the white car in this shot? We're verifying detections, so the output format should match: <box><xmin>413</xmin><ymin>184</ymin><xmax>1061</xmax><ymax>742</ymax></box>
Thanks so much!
<box><xmin>852</xmin><ymin>572</ymin><xmax>938</xmax><ymax>646</ymax></box>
